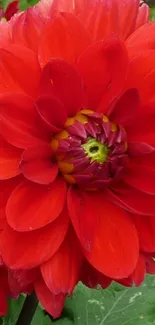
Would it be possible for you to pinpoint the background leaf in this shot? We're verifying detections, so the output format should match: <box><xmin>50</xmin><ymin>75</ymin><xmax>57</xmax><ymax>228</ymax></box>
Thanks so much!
<box><xmin>64</xmin><ymin>276</ymin><xmax>155</xmax><ymax>325</ymax></box>
<box><xmin>2</xmin><ymin>276</ymin><xmax>155</xmax><ymax>325</ymax></box>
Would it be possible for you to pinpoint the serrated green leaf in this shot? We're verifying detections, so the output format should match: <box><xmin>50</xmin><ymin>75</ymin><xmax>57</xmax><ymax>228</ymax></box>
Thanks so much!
<box><xmin>64</xmin><ymin>275</ymin><xmax>155</xmax><ymax>325</ymax></box>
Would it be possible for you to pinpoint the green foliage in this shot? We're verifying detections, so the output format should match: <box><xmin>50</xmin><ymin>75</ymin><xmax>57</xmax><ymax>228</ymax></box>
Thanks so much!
<box><xmin>151</xmin><ymin>7</ymin><xmax>155</xmax><ymax>20</ymax></box>
<box><xmin>1</xmin><ymin>276</ymin><xmax>155</xmax><ymax>325</ymax></box>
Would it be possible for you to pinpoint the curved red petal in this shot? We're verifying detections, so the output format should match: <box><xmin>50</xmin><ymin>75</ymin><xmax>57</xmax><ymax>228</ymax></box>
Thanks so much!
<box><xmin>39</xmin><ymin>59</ymin><xmax>85</xmax><ymax>116</ymax></box>
<box><xmin>0</xmin><ymin>136</ymin><xmax>22</xmax><ymax>180</ymax></box>
<box><xmin>46</xmin><ymin>0</ymin><xmax>85</xmax><ymax>14</ymax></box>
<box><xmin>125</xmin><ymin>50</ymin><xmax>155</xmax><ymax>105</ymax></box>
<box><xmin>124</xmin><ymin>158</ymin><xmax>155</xmax><ymax>195</ymax></box>
<box><xmin>125</xmin><ymin>104</ymin><xmax>155</xmax><ymax>146</ymax></box>
<box><xmin>0</xmin><ymin>93</ymin><xmax>49</xmax><ymax>149</ymax></box>
<box><xmin>0</xmin><ymin>21</ymin><xmax>11</xmax><ymax>47</ymax></box>
<box><xmin>1</xmin><ymin>209</ymin><xmax>69</xmax><ymax>269</ymax></box>
<box><xmin>131</xmin><ymin>254</ymin><xmax>146</xmax><ymax>286</ymax></box>
<box><xmin>41</xmin><ymin>229</ymin><xmax>83</xmax><ymax>295</ymax></box>
<box><xmin>115</xmin><ymin>0</ymin><xmax>140</xmax><ymax>40</ymax></box>
<box><xmin>127</xmin><ymin>142</ymin><xmax>155</xmax><ymax>157</ymax></box>
<box><xmin>135</xmin><ymin>3</ymin><xmax>150</xmax><ymax>30</ymax></box>
<box><xmin>108</xmin><ymin>88</ymin><xmax>140</xmax><ymax>126</ymax></box>
<box><xmin>0</xmin><ymin>291</ymin><xmax>8</xmax><ymax>316</ymax></box>
<box><xmin>134</xmin><ymin>216</ymin><xmax>155</xmax><ymax>253</ymax></box>
<box><xmin>38</xmin><ymin>12</ymin><xmax>92</xmax><ymax>67</ymax></box>
<box><xmin>11</xmin><ymin>8</ymin><xmax>44</xmax><ymax>52</ymax></box>
<box><xmin>68</xmin><ymin>188</ymin><xmax>100</xmax><ymax>251</ymax></box>
<box><xmin>127</xmin><ymin>22</ymin><xmax>155</xmax><ymax>56</ymax></box>
<box><xmin>83</xmin><ymin>197</ymin><xmax>139</xmax><ymax>279</ymax></box>
<box><xmin>35</xmin><ymin>95</ymin><xmax>67</xmax><ymax>132</ymax></box>
<box><xmin>0</xmin><ymin>176</ymin><xmax>23</xmax><ymax>230</ymax></box>
<box><xmin>0</xmin><ymin>44</ymin><xmax>40</xmax><ymax>97</ymax></box>
<box><xmin>81</xmin><ymin>260</ymin><xmax>112</xmax><ymax>289</ymax></box>
<box><xmin>20</xmin><ymin>144</ymin><xmax>58</xmax><ymax>185</ymax></box>
<box><xmin>8</xmin><ymin>268</ymin><xmax>39</xmax><ymax>294</ymax></box>
<box><xmin>6</xmin><ymin>177</ymin><xmax>67</xmax><ymax>231</ymax></box>
<box><xmin>79</xmin><ymin>0</ymin><xmax>119</xmax><ymax>41</ymax></box>
<box><xmin>144</xmin><ymin>255</ymin><xmax>155</xmax><ymax>275</ymax></box>
<box><xmin>35</xmin><ymin>278</ymin><xmax>66</xmax><ymax>319</ymax></box>
<box><xmin>109</xmin><ymin>183</ymin><xmax>155</xmax><ymax>216</ymax></box>
<box><xmin>77</xmin><ymin>35</ymin><xmax>128</xmax><ymax>111</ymax></box>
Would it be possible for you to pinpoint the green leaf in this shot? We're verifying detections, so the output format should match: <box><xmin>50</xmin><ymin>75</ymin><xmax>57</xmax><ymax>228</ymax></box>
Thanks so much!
<box><xmin>3</xmin><ymin>295</ymin><xmax>25</xmax><ymax>325</ymax></box>
<box><xmin>64</xmin><ymin>275</ymin><xmax>155</xmax><ymax>325</ymax></box>
<box><xmin>151</xmin><ymin>7</ymin><xmax>155</xmax><ymax>21</ymax></box>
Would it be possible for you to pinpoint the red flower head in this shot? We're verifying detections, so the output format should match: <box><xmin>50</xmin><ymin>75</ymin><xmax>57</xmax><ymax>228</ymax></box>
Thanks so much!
<box><xmin>0</xmin><ymin>0</ymin><xmax>155</xmax><ymax>318</ymax></box>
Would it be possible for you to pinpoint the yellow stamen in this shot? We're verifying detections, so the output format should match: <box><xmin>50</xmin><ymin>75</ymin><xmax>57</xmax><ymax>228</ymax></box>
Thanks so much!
<box><xmin>80</xmin><ymin>109</ymin><xmax>94</xmax><ymax>115</ymax></box>
<box><xmin>65</xmin><ymin>117</ymin><xmax>75</xmax><ymax>127</ymax></box>
<box><xmin>55</xmin><ymin>130</ymin><xmax>69</xmax><ymax>140</ymax></box>
<box><xmin>111</xmin><ymin>123</ymin><xmax>117</xmax><ymax>132</ymax></box>
<box><xmin>51</xmin><ymin>139</ymin><xmax>58</xmax><ymax>151</ymax></box>
<box><xmin>76</xmin><ymin>114</ymin><xmax>88</xmax><ymax>124</ymax></box>
<box><xmin>58</xmin><ymin>161</ymin><xmax>74</xmax><ymax>174</ymax></box>
<box><xmin>103</xmin><ymin>115</ymin><xmax>109</xmax><ymax>123</ymax></box>
<box><xmin>64</xmin><ymin>174</ymin><xmax>76</xmax><ymax>184</ymax></box>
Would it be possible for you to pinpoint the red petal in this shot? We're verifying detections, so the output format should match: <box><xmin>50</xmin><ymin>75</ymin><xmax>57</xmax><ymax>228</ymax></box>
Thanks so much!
<box><xmin>135</xmin><ymin>3</ymin><xmax>150</xmax><ymax>30</ymax></box>
<box><xmin>0</xmin><ymin>176</ymin><xmax>23</xmax><ymax>230</ymax></box>
<box><xmin>132</xmin><ymin>254</ymin><xmax>146</xmax><ymax>286</ymax></box>
<box><xmin>39</xmin><ymin>59</ymin><xmax>85</xmax><ymax>116</ymax></box>
<box><xmin>35</xmin><ymin>95</ymin><xmax>67</xmax><ymax>132</ymax></box>
<box><xmin>67</xmin><ymin>188</ymin><xmax>100</xmax><ymax>251</ymax></box>
<box><xmin>46</xmin><ymin>0</ymin><xmax>85</xmax><ymax>14</ymax></box>
<box><xmin>35</xmin><ymin>278</ymin><xmax>65</xmax><ymax>319</ymax></box>
<box><xmin>0</xmin><ymin>21</ymin><xmax>11</xmax><ymax>46</ymax></box>
<box><xmin>11</xmin><ymin>8</ymin><xmax>44</xmax><ymax>52</ymax></box>
<box><xmin>83</xmin><ymin>196</ymin><xmax>139</xmax><ymax>279</ymax></box>
<box><xmin>108</xmin><ymin>88</ymin><xmax>140</xmax><ymax>126</ymax></box>
<box><xmin>79</xmin><ymin>0</ymin><xmax>119</xmax><ymax>41</ymax></box>
<box><xmin>128</xmin><ymin>142</ymin><xmax>155</xmax><ymax>156</ymax></box>
<box><xmin>6</xmin><ymin>177</ymin><xmax>67</xmax><ymax>231</ymax></box>
<box><xmin>38</xmin><ymin>12</ymin><xmax>92</xmax><ymax>67</ymax></box>
<box><xmin>115</xmin><ymin>0</ymin><xmax>140</xmax><ymax>39</ymax></box>
<box><xmin>8</xmin><ymin>268</ymin><xmax>39</xmax><ymax>294</ymax></box>
<box><xmin>124</xmin><ymin>158</ymin><xmax>155</xmax><ymax>195</ymax></box>
<box><xmin>125</xmin><ymin>50</ymin><xmax>155</xmax><ymax>105</ymax></box>
<box><xmin>0</xmin><ymin>136</ymin><xmax>22</xmax><ymax>180</ymax></box>
<box><xmin>81</xmin><ymin>260</ymin><xmax>112</xmax><ymax>289</ymax></box>
<box><xmin>20</xmin><ymin>144</ymin><xmax>58</xmax><ymax>185</ymax></box>
<box><xmin>4</xmin><ymin>1</ymin><xmax>18</xmax><ymax>20</ymax></box>
<box><xmin>0</xmin><ymin>93</ymin><xmax>49</xmax><ymax>149</ymax></box>
<box><xmin>109</xmin><ymin>183</ymin><xmax>155</xmax><ymax>216</ymax></box>
<box><xmin>0</xmin><ymin>44</ymin><xmax>40</xmax><ymax>97</ymax></box>
<box><xmin>125</xmin><ymin>104</ymin><xmax>155</xmax><ymax>147</ymax></box>
<box><xmin>127</xmin><ymin>22</ymin><xmax>155</xmax><ymax>56</ymax></box>
<box><xmin>77</xmin><ymin>36</ymin><xmax>128</xmax><ymax>111</ymax></box>
<box><xmin>0</xmin><ymin>291</ymin><xmax>7</xmax><ymax>316</ymax></box>
<box><xmin>134</xmin><ymin>216</ymin><xmax>155</xmax><ymax>253</ymax></box>
<box><xmin>145</xmin><ymin>255</ymin><xmax>155</xmax><ymax>275</ymax></box>
<box><xmin>1</xmin><ymin>209</ymin><xmax>69</xmax><ymax>269</ymax></box>
<box><xmin>41</xmin><ymin>229</ymin><xmax>83</xmax><ymax>295</ymax></box>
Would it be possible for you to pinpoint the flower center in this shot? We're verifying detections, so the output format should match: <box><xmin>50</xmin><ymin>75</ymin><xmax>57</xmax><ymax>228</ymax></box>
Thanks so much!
<box><xmin>82</xmin><ymin>138</ymin><xmax>108</xmax><ymax>164</ymax></box>
<box><xmin>51</xmin><ymin>110</ymin><xmax>128</xmax><ymax>189</ymax></box>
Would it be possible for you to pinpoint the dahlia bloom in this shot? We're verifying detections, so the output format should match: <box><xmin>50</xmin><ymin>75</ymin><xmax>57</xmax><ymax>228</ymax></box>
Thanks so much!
<box><xmin>0</xmin><ymin>0</ymin><xmax>155</xmax><ymax>318</ymax></box>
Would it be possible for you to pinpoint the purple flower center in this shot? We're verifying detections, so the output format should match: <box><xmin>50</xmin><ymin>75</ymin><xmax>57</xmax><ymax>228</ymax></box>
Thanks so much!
<box><xmin>51</xmin><ymin>111</ymin><xmax>128</xmax><ymax>189</ymax></box>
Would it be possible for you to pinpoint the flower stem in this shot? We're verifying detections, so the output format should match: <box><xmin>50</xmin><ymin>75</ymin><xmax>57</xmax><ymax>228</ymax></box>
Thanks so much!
<box><xmin>16</xmin><ymin>292</ymin><xmax>38</xmax><ymax>325</ymax></box>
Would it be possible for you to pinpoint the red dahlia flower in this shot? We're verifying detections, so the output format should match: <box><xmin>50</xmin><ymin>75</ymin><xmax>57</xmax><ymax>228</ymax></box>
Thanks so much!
<box><xmin>0</xmin><ymin>0</ymin><xmax>155</xmax><ymax>318</ymax></box>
